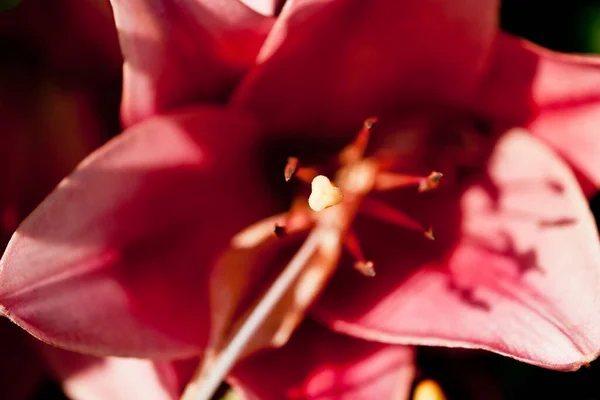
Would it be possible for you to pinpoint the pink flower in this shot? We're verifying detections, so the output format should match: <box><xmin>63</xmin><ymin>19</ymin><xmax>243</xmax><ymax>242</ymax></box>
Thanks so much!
<box><xmin>1</xmin><ymin>0</ymin><xmax>600</xmax><ymax>398</ymax></box>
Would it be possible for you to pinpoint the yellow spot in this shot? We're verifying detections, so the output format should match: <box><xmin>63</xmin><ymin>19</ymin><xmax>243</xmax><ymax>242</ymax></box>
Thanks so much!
<box><xmin>413</xmin><ymin>379</ymin><xmax>446</xmax><ymax>400</ymax></box>
<box><xmin>221</xmin><ymin>388</ymin><xmax>242</xmax><ymax>400</ymax></box>
<box><xmin>308</xmin><ymin>175</ymin><xmax>344</xmax><ymax>212</ymax></box>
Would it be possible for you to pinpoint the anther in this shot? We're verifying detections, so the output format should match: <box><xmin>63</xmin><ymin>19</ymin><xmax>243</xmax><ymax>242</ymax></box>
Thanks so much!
<box><xmin>308</xmin><ymin>175</ymin><xmax>344</xmax><ymax>212</ymax></box>
<box><xmin>424</xmin><ymin>227</ymin><xmax>436</xmax><ymax>241</ymax></box>
<box><xmin>418</xmin><ymin>171</ymin><xmax>444</xmax><ymax>193</ymax></box>
<box><xmin>339</xmin><ymin>116</ymin><xmax>378</xmax><ymax>165</ymax></box>
<box><xmin>355</xmin><ymin>261</ymin><xmax>376</xmax><ymax>277</ymax></box>
<box><xmin>284</xmin><ymin>157</ymin><xmax>299</xmax><ymax>182</ymax></box>
<box><xmin>364</xmin><ymin>117</ymin><xmax>378</xmax><ymax>130</ymax></box>
<box><xmin>344</xmin><ymin>228</ymin><xmax>375</xmax><ymax>277</ymax></box>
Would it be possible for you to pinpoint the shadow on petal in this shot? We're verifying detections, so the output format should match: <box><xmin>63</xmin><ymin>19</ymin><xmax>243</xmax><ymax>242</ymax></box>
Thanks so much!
<box><xmin>314</xmin><ymin>130</ymin><xmax>600</xmax><ymax>370</ymax></box>
<box><xmin>231</xmin><ymin>319</ymin><xmax>415</xmax><ymax>400</ymax></box>
<box><xmin>110</xmin><ymin>0</ymin><xmax>274</xmax><ymax>126</ymax></box>
<box><xmin>476</xmin><ymin>33</ymin><xmax>600</xmax><ymax>196</ymax></box>
<box><xmin>0</xmin><ymin>107</ymin><xmax>279</xmax><ymax>359</ymax></box>
<box><xmin>233</xmin><ymin>0</ymin><xmax>499</xmax><ymax>138</ymax></box>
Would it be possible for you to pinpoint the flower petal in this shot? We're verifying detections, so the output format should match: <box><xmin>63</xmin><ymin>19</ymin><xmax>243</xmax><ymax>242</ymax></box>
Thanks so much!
<box><xmin>476</xmin><ymin>33</ymin><xmax>600</xmax><ymax>196</ymax></box>
<box><xmin>239</xmin><ymin>0</ymin><xmax>286</xmax><ymax>17</ymax></box>
<box><xmin>41</xmin><ymin>345</ymin><xmax>198</xmax><ymax>400</ymax></box>
<box><xmin>109</xmin><ymin>0</ymin><xmax>274</xmax><ymax>126</ymax></box>
<box><xmin>0</xmin><ymin>106</ymin><xmax>277</xmax><ymax>359</ymax></box>
<box><xmin>210</xmin><ymin>225</ymin><xmax>339</xmax><ymax>352</ymax></box>
<box><xmin>314</xmin><ymin>130</ymin><xmax>600</xmax><ymax>370</ymax></box>
<box><xmin>183</xmin><ymin>227</ymin><xmax>341</xmax><ymax>397</ymax></box>
<box><xmin>231</xmin><ymin>320</ymin><xmax>415</xmax><ymax>400</ymax></box>
<box><xmin>232</xmin><ymin>0</ymin><xmax>499</xmax><ymax>137</ymax></box>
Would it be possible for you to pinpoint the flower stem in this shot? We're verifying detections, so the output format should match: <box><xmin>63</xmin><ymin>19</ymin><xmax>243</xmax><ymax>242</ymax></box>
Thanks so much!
<box><xmin>180</xmin><ymin>229</ymin><xmax>323</xmax><ymax>400</ymax></box>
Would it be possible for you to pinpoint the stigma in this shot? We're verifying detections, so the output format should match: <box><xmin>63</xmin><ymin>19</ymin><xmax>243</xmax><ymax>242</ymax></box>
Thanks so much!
<box><xmin>233</xmin><ymin>118</ymin><xmax>443</xmax><ymax>277</ymax></box>
<box><xmin>308</xmin><ymin>175</ymin><xmax>344</xmax><ymax>211</ymax></box>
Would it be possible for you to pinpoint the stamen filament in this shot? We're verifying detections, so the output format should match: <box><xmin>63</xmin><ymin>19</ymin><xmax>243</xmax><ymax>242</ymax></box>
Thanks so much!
<box><xmin>359</xmin><ymin>197</ymin><xmax>435</xmax><ymax>240</ymax></box>
<box><xmin>180</xmin><ymin>229</ymin><xmax>324</xmax><ymax>400</ymax></box>
<box><xmin>339</xmin><ymin>117</ymin><xmax>378</xmax><ymax>165</ymax></box>
<box><xmin>295</xmin><ymin>166</ymin><xmax>320</xmax><ymax>184</ymax></box>
<box><xmin>374</xmin><ymin>172</ymin><xmax>423</xmax><ymax>191</ymax></box>
<box><xmin>373</xmin><ymin>171</ymin><xmax>443</xmax><ymax>192</ymax></box>
<box><xmin>284</xmin><ymin>157</ymin><xmax>299</xmax><ymax>182</ymax></box>
<box><xmin>343</xmin><ymin>228</ymin><xmax>375</xmax><ymax>277</ymax></box>
<box><xmin>283</xmin><ymin>156</ymin><xmax>319</xmax><ymax>184</ymax></box>
<box><xmin>231</xmin><ymin>203</ymin><xmax>313</xmax><ymax>248</ymax></box>
<box><xmin>231</xmin><ymin>213</ymin><xmax>291</xmax><ymax>249</ymax></box>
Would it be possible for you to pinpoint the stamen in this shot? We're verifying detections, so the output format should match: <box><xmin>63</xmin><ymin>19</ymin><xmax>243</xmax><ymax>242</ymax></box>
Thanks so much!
<box><xmin>308</xmin><ymin>175</ymin><xmax>344</xmax><ymax>212</ymax></box>
<box><xmin>423</xmin><ymin>227</ymin><xmax>436</xmax><ymax>241</ymax></box>
<box><xmin>273</xmin><ymin>204</ymin><xmax>314</xmax><ymax>238</ymax></box>
<box><xmin>374</xmin><ymin>171</ymin><xmax>443</xmax><ymax>192</ymax></box>
<box><xmin>359</xmin><ymin>197</ymin><xmax>435</xmax><ymax>240</ymax></box>
<box><xmin>354</xmin><ymin>260</ymin><xmax>375</xmax><ymax>277</ymax></box>
<box><xmin>343</xmin><ymin>228</ymin><xmax>375</xmax><ymax>277</ymax></box>
<box><xmin>339</xmin><ymin>117</ymin><xmax>378</xmax><ymax>165</ymax></box>
<box><xmin>283</xmin><ymin>156</ymin><xmax>319</xmax><ymax>184</ymax></box>
<box><xmin>418</xmin><ymin>171</ymin><xmax>444</xmax><ymax>193</ymax></box>
<box><xmin>231</xmin><ymin>209</ymin><xmax>313</xmax><ymax>249</ymax></box>
<box><xmin>374</xmin><ymin>172</ymin><xmax>424</xmax><ymax>191</ymax></box>
<box><xmin>295</xmin><ymin>166</ymin><xmax>320</xmax><ymax>184</ymax></box>
<box><xmin>284</xmin><ymin>157</ymin><xmax>299</xmax><ymax>182</ymax></box>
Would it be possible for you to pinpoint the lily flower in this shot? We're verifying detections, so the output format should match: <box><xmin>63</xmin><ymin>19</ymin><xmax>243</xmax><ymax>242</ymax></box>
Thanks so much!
<box><xmin>1</xmin><ymin>1</ymin><xmax>600</xmax><ymax>399</ymax></box>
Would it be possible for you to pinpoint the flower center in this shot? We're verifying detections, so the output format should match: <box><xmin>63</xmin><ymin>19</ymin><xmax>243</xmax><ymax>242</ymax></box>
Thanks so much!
<box><xmin>233</xmin><ymin>118</ymin><xmax>443</xmax><ymax>277</ymax></box>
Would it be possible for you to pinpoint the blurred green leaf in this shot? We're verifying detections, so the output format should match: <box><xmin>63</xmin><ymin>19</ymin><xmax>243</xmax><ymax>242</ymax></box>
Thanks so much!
<box><xmin>0</xmin><ymin>0</ymin><xmax>20</xmax><ymax>12</ymax></box>
<box><xmin>578</xmin><ymin>3</ymin><xmax>600</xmax><ymax>54</ymax></box>
<box><xmin>220</xmin><ymin>388</ymin><xmax>242</xmax><ymax>400</ymax></box>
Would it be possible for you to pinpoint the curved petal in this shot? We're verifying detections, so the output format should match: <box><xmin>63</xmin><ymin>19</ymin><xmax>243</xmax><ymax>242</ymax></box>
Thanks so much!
<box><xmin>476</xmin><ymin>33</ymin><xmax>600</xmax><ymax>196</ymax></box>
<box><xmin>239</xmin><ymin>0</ymin><xmax>286</xmax><ymax>17</ymax></box>
<box><xmin>109</xmin><ymin>0</ymin><xmax>274</xmax><ymax>126</ymax></box>
<box><xmin>231</xmin><ymin>320</ymin><xmax>415</xmax><ymax>400</ymax></box>
<box><xmin>314</xmin><ymin>130</ymin><xmax>600</xmax><ymax>370</ymax></box>
<box><xmin>0</xmin><ymin>106</ymin><xmax>278</xmax><ymax>359</ymax></box>
<box><xmin>232</xmin><ymin>0</ymin><xmax>499</xmax><ymax>137</ymax></box>
<box><xmin>41</xmin><ymin>345</ymin><xmax>198</xmax><ymax>400</ymax></box>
